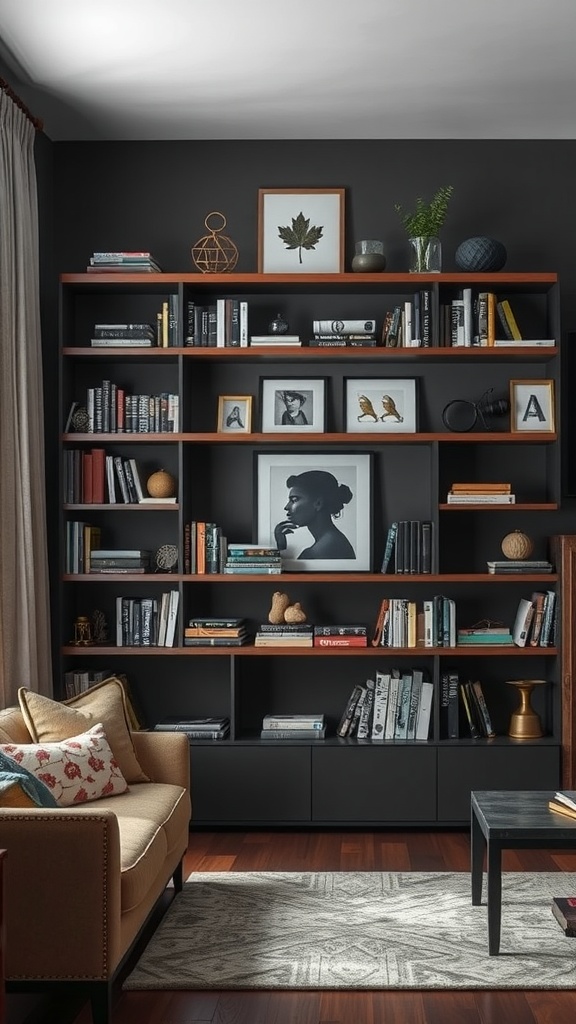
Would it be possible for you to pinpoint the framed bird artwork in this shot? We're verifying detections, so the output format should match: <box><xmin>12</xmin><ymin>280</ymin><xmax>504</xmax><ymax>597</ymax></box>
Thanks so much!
<box><xmin>344</xmin><ymin>378</ymin><xmax>418</xmax><ymax>433</ymax></box>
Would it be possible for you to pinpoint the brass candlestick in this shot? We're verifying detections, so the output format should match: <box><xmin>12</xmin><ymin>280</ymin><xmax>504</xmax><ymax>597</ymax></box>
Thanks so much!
<box><xmin>507</xmin><ymin>679</ymin><xmax>545</xmax><ymax>739</ymax></box>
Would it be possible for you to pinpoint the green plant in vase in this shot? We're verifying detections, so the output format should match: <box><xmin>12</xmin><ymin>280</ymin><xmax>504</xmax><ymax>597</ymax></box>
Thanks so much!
<box><xmin>394</xmin><ymin>185</ymin><xmax>454</xmax><ymax>273</ymax></box>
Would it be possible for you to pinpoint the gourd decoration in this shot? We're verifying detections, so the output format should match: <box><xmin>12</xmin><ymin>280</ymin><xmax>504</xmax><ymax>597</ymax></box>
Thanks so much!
<box><xmin>268</xmin><ymin>592</ymin><xmax>307</xmax><ymax>624</ymax></box>
<box><xmin>501</xmin><ymin>530</ymin><xmax>534</xmax><ymax>560</ymax></box>
<box><xmin>147</xmin><ymin>469</ymin><xmax>177</xmax><ymax>499</ymax></box>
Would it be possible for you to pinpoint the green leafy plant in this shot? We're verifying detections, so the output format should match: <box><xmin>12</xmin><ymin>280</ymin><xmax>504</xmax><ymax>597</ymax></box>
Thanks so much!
<box><xmin>278</xmin><ymin>212</ymin><xmax>323</xmax><ymax>264</ymax></box>
<box><xmin>394</xmin><ymin>185</ymin><xmax>454</xmax><ymax>238</ymax></box>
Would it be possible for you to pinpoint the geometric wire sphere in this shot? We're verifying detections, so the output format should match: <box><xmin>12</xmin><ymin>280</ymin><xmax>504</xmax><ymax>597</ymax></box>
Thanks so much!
<box><xmin>191</xmin><ymin>211</ymin><xmax>239</xmax><ymax>273</ymax></box>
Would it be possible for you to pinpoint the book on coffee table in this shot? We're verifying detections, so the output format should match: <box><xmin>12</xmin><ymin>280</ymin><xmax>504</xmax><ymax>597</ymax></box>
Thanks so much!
<box><xmin>552</xmin><ymin>896</ymin><xmax>576</xmax><ymax>936</ymax></box>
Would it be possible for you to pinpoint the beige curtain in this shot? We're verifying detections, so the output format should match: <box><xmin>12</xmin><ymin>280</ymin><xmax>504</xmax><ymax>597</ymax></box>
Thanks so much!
<box><xmin>0</xmin><ymin>90</ymin><xmax>52</xmax><ymax>705</ymax></box>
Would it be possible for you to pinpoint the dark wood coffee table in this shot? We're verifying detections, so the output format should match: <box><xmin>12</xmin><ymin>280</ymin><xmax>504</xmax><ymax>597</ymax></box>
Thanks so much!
<box><xmin>471</xmin><ymin>790</ymin><xmax>576</xmax><ymax>955</ymax></box>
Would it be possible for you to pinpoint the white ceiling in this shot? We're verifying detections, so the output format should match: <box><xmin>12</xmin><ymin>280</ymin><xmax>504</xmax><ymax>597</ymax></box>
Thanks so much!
<box><xmin>0</xmin><ymin>0</ymin><xmax>575</xmax><ymax>141</ymax></box>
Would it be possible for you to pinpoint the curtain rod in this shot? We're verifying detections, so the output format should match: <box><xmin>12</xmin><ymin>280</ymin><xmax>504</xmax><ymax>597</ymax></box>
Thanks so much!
<box><xmin>0</xmin><ymin>75</ymin><xmax>43</xmax><ymax>131</ymax></box>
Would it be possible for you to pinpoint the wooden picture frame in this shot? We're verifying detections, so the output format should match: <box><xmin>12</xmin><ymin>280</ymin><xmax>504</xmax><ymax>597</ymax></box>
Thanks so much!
<box><xmin>259</xmin><ymin>377</ymin><xmax>327</xmax><ymax>433</ymax></box>
<box><xmin>255</xmin><ymin>452</ymin><xmax>372</xmax><ymax>572</ymax></box>
<box><xmin>509</xmin><ymin>379</ymin><xmax>555</xmax><ymax>433</ymax></box>
<box><xmin>257</xmin><ymin>188</ymin><xmax>345</xmax><ymax>274</ymax></box>
<box><xmin>344</xmin><ymin>378</ymin><xmax>418</xmax><ymax>433</ymax></box>
<box><xmin>217</xmin><ymin>395</ymin><xmax>253</xmax><ymax>434</ymax></box>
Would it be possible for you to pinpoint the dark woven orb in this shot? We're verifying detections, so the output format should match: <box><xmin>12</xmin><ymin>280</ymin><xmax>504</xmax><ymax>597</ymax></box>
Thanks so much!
<box><xmin>455</xmin><ymin>237</ymin><xmax>507</xmax><ymax>272</ymax></box>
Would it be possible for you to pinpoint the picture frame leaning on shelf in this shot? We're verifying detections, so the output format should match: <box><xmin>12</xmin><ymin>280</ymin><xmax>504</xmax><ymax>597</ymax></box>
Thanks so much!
<box><xmin>257</xmin><ymin>187</ymin><xmax>345</xmax><ymax>274</ymax></box>
<box><xmin>217</xmin><ymin>395</ymin><xmax>253</xmax><ymax>434</ymax></box>
<box><xmin>256</xmin><ymin>451</ymin><xmax>372</xmax><ymax>572</ymax></box>
<box><xmin>509</xmin><ymin>379</ymin><xmax>555</xmax><ymax>433</ymax></box>
<box><xmin>259</xmin><ymin>377</ymin><xmax>327</xmax><ymax>433</ymax></box>
<box><xmin>344</xmin><ymin>377</ymin><xmax>418</xmax><ymax>433</ymax></box>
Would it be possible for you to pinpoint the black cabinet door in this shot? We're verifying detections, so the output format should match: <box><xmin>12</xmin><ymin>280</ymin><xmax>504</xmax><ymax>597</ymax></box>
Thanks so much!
<box><xmin>191</xmin><ymin>745</ymin><xmax>311</xmax><ymax>824</ymax></box>
<box><xmin>437</xmin><ymin>744</ymin><xmax>561</xmax><ymax>822</ymax></box>
<box><xmin>312</xmin><ymin>745</ymin><xmax>437</xmax><ymax>823</ymax></box>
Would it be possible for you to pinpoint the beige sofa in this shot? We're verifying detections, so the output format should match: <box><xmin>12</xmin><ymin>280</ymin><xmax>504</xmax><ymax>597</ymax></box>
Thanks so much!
<box><xmin>0</xmin><ymin>680</ymin><xmax>191</xmax><ymax>1024</ymax></box>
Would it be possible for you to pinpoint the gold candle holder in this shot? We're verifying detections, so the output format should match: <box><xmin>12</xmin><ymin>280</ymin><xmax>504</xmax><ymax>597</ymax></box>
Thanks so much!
<box><xmin>507</xmin><ymin>679</ymin><xmax>546</xmax><ymax>739</ymax></box>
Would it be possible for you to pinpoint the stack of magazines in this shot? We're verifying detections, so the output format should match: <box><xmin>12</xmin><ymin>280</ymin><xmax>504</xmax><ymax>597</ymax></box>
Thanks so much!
<box><xmin>154</xmin><ymin>716</ymin><xmax>230</xmax><ymax>740</ymax></box>
<box><xmin>86</xmin><ymin>251</ymin><xmax>162</xmax><ymax>273</ymax></box>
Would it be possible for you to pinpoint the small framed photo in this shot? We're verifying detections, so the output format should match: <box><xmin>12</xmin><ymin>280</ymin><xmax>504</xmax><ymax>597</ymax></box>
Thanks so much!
<box><xmin>344</xmin><ymin>378</ymin><xmax>418</xmax><ymax>433</ymax></box>
<box><xmin>258</xmin><ymin>187</ymin><xmax>345</xmax><ymax>274</ymax></box>
<box><xmin>259</xmin><ymin>377</ymin><xmax>327</xmax><ymax>433</ymax></box>
<box><xmin>217</xmin><ymin>395</ymin><xmax>253</xmax><ymax>434</ymax></box>
<box><xmin>509</xmin><ymin>379</ymin><xmax>555</xmax><ymax>433</ymax></box>
<box><xmin>256</xmin><ymin>452</ymin><xmax>372</xmax><ymax>572</ymax></box>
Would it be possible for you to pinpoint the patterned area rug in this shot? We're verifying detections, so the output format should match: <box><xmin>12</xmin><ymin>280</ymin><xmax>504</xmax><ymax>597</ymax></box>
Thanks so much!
<box><xmin>123</xmin><ymin>871</ymin><xmax>576</xmax><ymax>990</ymax></box>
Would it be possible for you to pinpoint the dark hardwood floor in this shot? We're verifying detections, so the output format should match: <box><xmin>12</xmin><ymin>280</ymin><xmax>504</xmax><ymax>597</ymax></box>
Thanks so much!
<box><xmin>9</xmin><ymin>829</ymin><xmax>576</xmax><ymax>1024</ymax></box>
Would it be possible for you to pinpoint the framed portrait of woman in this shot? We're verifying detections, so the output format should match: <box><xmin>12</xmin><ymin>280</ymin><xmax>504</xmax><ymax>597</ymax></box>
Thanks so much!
<box><xmin>255</xmin><ymin>452</ymin><xmax>372</xmax><ymax>571</ymax></box>
<box><xmin>259</xmin><ymin>377</ymin><xmax>327</xmax><ymax>433</ymax></box>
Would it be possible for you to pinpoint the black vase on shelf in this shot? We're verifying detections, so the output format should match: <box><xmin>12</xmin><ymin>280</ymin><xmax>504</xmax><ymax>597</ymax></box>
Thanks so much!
<box><xmin>268</xmin><ymin>313</ymin><xmax>289</xmax><ymax>335</ymax></box>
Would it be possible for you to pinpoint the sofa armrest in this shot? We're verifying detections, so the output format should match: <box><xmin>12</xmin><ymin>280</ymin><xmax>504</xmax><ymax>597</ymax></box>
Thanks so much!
<box><xmin>0</xmin><ymin>809</ymin><xmax>122</xmax><ymax>980</ymax></box>
<box><xmin>132</xmin><ymin>729</ymin><xmax>190</xmax><ymax>790</ymax></box>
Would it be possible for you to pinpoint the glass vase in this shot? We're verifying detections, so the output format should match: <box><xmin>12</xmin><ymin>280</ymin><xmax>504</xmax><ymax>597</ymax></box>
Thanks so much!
<box><xmin>408</xmin><ymin>236</ymin><xmax>442</xmax><ymax>274</ymax></box>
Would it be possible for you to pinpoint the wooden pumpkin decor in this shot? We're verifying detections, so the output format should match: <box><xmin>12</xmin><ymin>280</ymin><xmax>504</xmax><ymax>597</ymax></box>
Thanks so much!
<box><xmin>146</xmin><ymin>469</ymin><xmax>177</xmax><ymax>499</ymax></box>
<box><xmin>501</xmin><ymin>530</ymin><xmax>534</xmax><ymax>560</ymax></box>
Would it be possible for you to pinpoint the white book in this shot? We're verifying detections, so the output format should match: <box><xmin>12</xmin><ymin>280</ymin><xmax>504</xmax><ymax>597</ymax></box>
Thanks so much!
<box><xmin>164</xmin><ymin>590</ymin><xmax>180</xmax><ymax>647</ymax></box>
<box><xmin>156</xmin><ymin>591</ymin><xmax>170</xmax><ymax>647</ymax></box>
<box><xmin>216</xmin><ymin>297</ymin><xmax>226</xmax><ymax>347</ymax></box>
<box><xmin>403</xmin><ymin>300</ymin><xmax>412</xmax><ymax>347</ymax></box>
<box><xmin>493</xmin><ymin>339</ymin><xmax>554</xmax><ymax>347</ymax></box>
<box><xmin>394</xmin><ymin>672</ymin><xmax>413</xmax><ymax>739</ymax></box>
<box><xmin>407</xmin><ymin>669</ymin><xmax>424</xmax><ymax>740</ymax></box>
<box><xmin>415</xmin><ymin>680</ymin><xmax>434</xmax><ymax>740</ymax></box>
<box><xmin>371</xmin><ymin>671</ymin><xmax>390</xmax><ymax>739</ymax></box>
<box><xmin>512</xmin><ymin>597</ymin><xmax>535</xmax><ymax>647</ymax></box>
<box><xmin>239</xmin><ymin>300</ymin><xmax>248</xmax><ymax>346</ymax></box>
<box><xmin>384</xmin><ymin>670</ymin><xmax>401</xmax><ymax>740</ymax></box>
<box><xmin>105</xmin><ymin>455</ymin><xmax>117</xmax><ymax>503</ymax></box>
<box><xmin>128</xmin><ymin>458</ymin><xmax>146</xmax><ymax>502</ymax></box>
<box><xmin>447</xmin><ymin>493</ymin><xmax>516</xmax><ymax>504</ymax></box>
<box><xmin>423</xmin><ymin>600</ymin><xmax>434</xmax><ymax>647</ymax></box>
<box><xmin>462</xmin><ymin>287</ymin><xmax>473</xmax><ymax>346</ymax></box>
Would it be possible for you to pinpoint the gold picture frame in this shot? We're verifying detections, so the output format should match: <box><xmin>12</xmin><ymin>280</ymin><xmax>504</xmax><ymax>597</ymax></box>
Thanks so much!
<box><xmin>217</xmin><ymin>395</ymin><xmax>253</xmax><ymax>434</ymax></box>
<box><xmin>509</xmin><ymin>379</ymin><xmax>555</xmax><ymax>433</ymax></box>
<box><xmin>257</xmin><ymin>187</ymin><xmax>345</xmax><ymax>274</ymax></box>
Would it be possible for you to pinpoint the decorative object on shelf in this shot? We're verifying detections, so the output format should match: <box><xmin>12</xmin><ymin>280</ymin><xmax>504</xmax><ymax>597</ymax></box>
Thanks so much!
<box><xmin>258</xmin><ymin>188</ymin><xmax>345</xmax><ymax>274</ymax></box>
<box><xmin>191</xmin><ymin>211</ymin><xmax>239</xmax><ymax>274</ymax></box>
<box><xmin>256</xmin><ymin>451</ymin><xmax>372</xmax><ymax>572</ymax></box>
<box><xmin>455</xmin><ymin>236</ymin><xmax>507</xmax><ymax>272</ymax></box>
<box><xmin>71</xmin><ymin>406</ymin><xmax>90</xmax><ymax>432</ymax></box>
<box><xmin>147</xmin><ymin>469</ymin><xmax>177</xmax><ymax>498</ymax></box>
<box><xmin>510</xmin><ymin>379</ymin><xmax>555</xmax><ymax>433</ymax></box>
<box><xmin>344</xmin><ymin>378</ymin><xmax>417</xmax><ymax>433</ymax></box>
<box><xmin>268</xmin><ymin>592</ymin><xmax>291</xmax><ymax>624</ymax></box>
<box><xmin>394</xmin><ymin>185</ymin><xmax>454</xmax><ymax>273</ymax></box>
<box><xmin>507</xmin><ymin>679</ymin><xmax>545</xmax><ymax>739</ymax></box>
<box><xmin>91</xmin><ymin>609</ymin><xmax>108</xmax><ymax>644</ymax></box>
<box><xmin>155</xmin><ymin>544</ymin><xmax>179</xmax><ymax>573</ymax></box>
<box><xmin>217</xmin><ymin>395</ymin><xmax>253</xmax><ymax>434</ymax></box>
<box><xmin>259</xmin><ymin>377</ymin><xmax>327</xmax><ymax>433</ymax></box>
<box><xmin>501</xmin><ymin>530</ymin><xmax>534</xmax><ymax>560</ymax></box>
<box><xmin>268</xmin><ymin>313</ymin><xmax>290</xmax><ymax>334</ymax></box>
<box><xmin>351</xmin><ymin>240</ymin><xmax>386</xmax><ymax>273</ymax></box>
<box><xmin>284</xmin><ymin>601</ymin><xmax>307</xmax><ymax>624</ymax></box>
<box><xmin>442</xmin><ymin>387</ymin><xmax>510</xmax><ymax>433</ymax></box>
<box><xmin>70</xmin><ymin>615</ymin><xmax>94</xmax><ymax>646</ymax></box>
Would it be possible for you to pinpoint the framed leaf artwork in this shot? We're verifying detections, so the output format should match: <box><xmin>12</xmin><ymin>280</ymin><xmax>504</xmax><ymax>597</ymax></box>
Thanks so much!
<box><xmin>257</xmin><ymin>188</ymin><xmax>345</xmax><ymax>274</ymax></box>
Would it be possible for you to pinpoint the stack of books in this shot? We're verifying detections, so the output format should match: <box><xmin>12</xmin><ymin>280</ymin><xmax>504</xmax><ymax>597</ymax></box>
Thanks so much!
<box><xmin>154</xmin><ymin>716</ymin><xmax>230</xmax><ymax>740</ymax></box>
<box><xmin>487</xmin><ymin>559</ymin><xmax>553</xmax><ymax>574</ymax></box>
<box><xmin>457</xmin><ymin>626</ymin><xmax>513</xmax><ymax>646</ymax></box>
<box><xmin>447</xmin><ymin>482</ymin><xmax>515</xmax><ymax>504</ymax></box>
<box><xmin>86</xmin><ymin>251</ymin><xmax>162</xmax><ymax>273</ymax></box>
<box><xmin>260</xmin><ymin>713</ymin><xmax>325</xmax><ymax>740</ymax></box>
<box><xmin>313</xmin><ymin>626</ymin><xmax>367</xmax><ymax>648</ymax></box>
<box><xmin>459</xmin><ymin>679</ymin><xmax>496</xmax><ymax>738</ymax></box>
<box><xmin>90</xmin><ymin>323</ymin><xmax>156</xmax><ymax>347</ymax></box>
<box><xmin>184</xmin><ymin>617</ymin><xmax>249</xmax><ymax>647</ymax></box>
<box><xmin>90</xmin><ymin>549</ymin><xmax>151</xmax><ymax>574</ymax></box>
<box><xmin>254</xmin><ymin>624</ymin><xmax>313</xmax><ymax>647</ymax></box>
<box><xmin>249</xmin><ymin>334</ymin><xmax>301</xmax><ymax>346</ymax></box>
<box><xmin>223</xmin><ymin>544</ymin><xmax>282</xmax><ymax>575</ymax></box>
<box><xmin>548</xmin><ymin>791</ymin><xmax>576</xmax><ymax>821</ymax></box>
<box><xmin>308</xmin><ymin>318</ymin><xmax>377</xmax><ymax>347</ymax></box>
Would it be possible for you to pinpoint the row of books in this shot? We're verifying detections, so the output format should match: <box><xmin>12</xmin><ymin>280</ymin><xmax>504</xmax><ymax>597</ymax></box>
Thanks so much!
<box><xmin>86</xmin><ymin>251</ymin><xmax>162</xmax><ymax>273</ymax></box>
<box><xmin>183</xmin><ymin>531</ymin><xmax>282</xmax><ymax>575</ymax></box>
<box><xmin>185</xmin><ymin>299</ymin><xmax>248</xmax><ymax>347</ymax></box>
<box><xmin>260</xmin><ymin>713</ymin><xmax>326</xmax><ymax>740</ymax></box>
<box><xmin>64</xmin><ymin>448</ymin><xmax>177</xmax><ymax>506</ymax></box>
<box><xmin>337</xmin><ymin>669</ymin><xmax>433</xmax><ymax>741</ymax></box>
<box><xmin>440</xmin><ymin>291</ymin><xmax>552</xmax><ymax>348</ymax></box>
<box><xmin>380</xmin><ymin>520</ymin><xmax>433</xmax><ymax>574</ymax></box>
<box><xmin>512</xmin><ymin>591</ymin><xmax>556</xmax><ymax>647</ymax></box>
<box><xmin>371</xmin><ymin>596</ymin><xmax>456</xmax><ymax>648</ymax></box>
<box><xmin>66</xmin><ymin>385</ymin><xmax>180</xmax><ymax>434</ymax></box>
<box><xmin>63</xmin><ymin>667</ymin><xmax>115</xmax><ymax>699</ymax></box>
<box><xmin>154</xmin><ymin>716</ymin><xmax>230</xmax><ymax>740</ymax></box>
<box><xmin>115</xmin><ymin>591</ymin><xmax>179</xmax><ymax>647</ymax></box>
<box><xmin>440</xmin><ymin>672</ymin><xmax>495</xmax><ymax>739</ymax></box>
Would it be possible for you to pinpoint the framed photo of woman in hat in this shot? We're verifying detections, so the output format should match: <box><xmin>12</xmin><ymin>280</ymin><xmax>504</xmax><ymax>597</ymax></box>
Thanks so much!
<box><xmin>259</xmin><ymin>377</ymin><xmax>327</xmax><ymax>433</ymax></box>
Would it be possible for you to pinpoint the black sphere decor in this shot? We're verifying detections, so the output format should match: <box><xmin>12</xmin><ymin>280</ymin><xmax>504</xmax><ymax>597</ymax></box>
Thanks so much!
<box><xmin>455</xmin><ymin>236</ymin><xmax>507</xmax><ymax>272</ymax></box>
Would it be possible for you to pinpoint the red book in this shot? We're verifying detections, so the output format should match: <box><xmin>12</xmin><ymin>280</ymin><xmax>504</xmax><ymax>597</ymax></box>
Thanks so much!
<box><xmin>116</xmin><ymin>388</ymin><xmax>125</xmax><ymax>432</ymax></box>
<box><xmin>91</xmin><ymin>448</ymin><xmax>106</xmax><ymax>503</ymax></box>
<box><xmin>313</xmin><ymin>637</ymin><xmax>368</xmax><ymax>648</ymax></box>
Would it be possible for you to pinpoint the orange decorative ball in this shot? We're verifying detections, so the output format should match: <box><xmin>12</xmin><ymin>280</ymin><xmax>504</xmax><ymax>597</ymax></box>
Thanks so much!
<box><xmin>146</xmin><ymin>469</ymin><xmax>177</xmax><ymax>499</ymax></box>
<box><xmin>501</xmin><ymin>530</ymin><xmax>534</xmax><ymax>560</ymax></box>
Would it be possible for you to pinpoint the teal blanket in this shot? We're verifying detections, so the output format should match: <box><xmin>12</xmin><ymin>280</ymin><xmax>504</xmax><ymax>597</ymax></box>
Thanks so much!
<box><xmin>0</xmin><ymin>749</ymin><xmax>58</xmax><ymax>807</ymax></box>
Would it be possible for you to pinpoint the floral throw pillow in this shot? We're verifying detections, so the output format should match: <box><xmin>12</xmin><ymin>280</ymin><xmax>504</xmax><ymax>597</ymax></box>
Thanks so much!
<box><xmin>0</xmin><ymin>723</ymin><xmax>128</xmax><ymax>806</ymax></box>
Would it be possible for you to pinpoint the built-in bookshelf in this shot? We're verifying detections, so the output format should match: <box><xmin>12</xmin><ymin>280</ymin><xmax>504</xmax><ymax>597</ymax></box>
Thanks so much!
<box><xmin>59</xmin><ymin>271</ymin><xmax>571</xmax><ymax>826</ymax></box>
